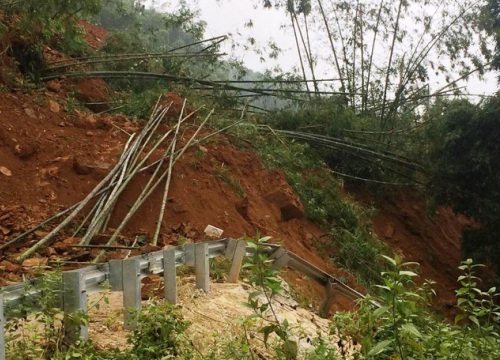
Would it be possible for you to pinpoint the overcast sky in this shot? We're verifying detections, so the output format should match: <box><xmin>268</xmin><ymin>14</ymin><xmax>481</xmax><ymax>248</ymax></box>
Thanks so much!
<box><xmin>148</xmin><ymin>0</ymin><xmax>498</xmax><ymax>96</ymax></box>
<box><xmin>150</xmin><ymin>0</ymin><xmax>298</xmax><ymax>71</ymax></box>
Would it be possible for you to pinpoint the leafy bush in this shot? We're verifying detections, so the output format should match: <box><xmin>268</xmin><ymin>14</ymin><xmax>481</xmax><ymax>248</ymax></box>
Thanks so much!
<box><xmin>427</xmin><ymin>96</ymin><xmax>500</xmax><ymax>272</ymax></box>
<box><xmin>244</xmin><ymin>127</ymin><xmax>386</xmax><ymax>285</ymax></box>
<box><xmin>332</xmin><ymin>256</ymin><xmax>500</xmax><ymax>359</ymax></box>
<box><xmin>4</xmin><ymin>0</ymin><xmax>102</xmax><ymax>75</ymax></box>
<box><xmin>126</xmin><ymin>299</ymin><xmax>191</xmax><ymax>359</ymax></box>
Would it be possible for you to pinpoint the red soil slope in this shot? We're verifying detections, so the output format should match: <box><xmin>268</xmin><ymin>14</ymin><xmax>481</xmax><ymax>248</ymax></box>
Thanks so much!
<box><xmin>0</xmin><ymin>21</ymin><xmax>473</xmax><ymax>317</ymax></box>
<box><xmin>354</xmin><ymin>191</ymin><xmax>473</xmax><ymax>317</ymax></box>
<box><xmin>0</xmin><ymin>85</ymin><xmax>359</xmax><ymax>313</ymax></box>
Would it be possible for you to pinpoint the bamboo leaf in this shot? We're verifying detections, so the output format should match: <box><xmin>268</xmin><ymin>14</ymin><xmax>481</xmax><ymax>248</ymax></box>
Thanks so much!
<box><xmin>367</xmin><ymin>339</ymin><xmax>393</xmax><ymax>356</ymax></box>
<box><xmin>401</xmin><ymin>323</ymin><xmax>422</xmax><ymax>338</ymax></box>
<box><xmin>399</xmin><ymin>270</ymin><xmax>418</xmax><ymax>277</ymax></box>
<box><xmin>381</xmin><ymin>255</ymin><xmax>397</xmax><ymax>266</ymax></box>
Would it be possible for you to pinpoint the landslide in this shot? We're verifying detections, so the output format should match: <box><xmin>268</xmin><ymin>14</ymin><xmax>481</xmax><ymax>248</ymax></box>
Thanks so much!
<box><xmin>0</xmin><ymin>83</ymin><xmax>358</xmax><ymax>314</ymax></box>
<box><xmin>0</xmin><ymin>19</ymin><xmax>475</xmax><ymax>320</ymax></box>
<box><xmin>353</xmin><ymin>190</ymin><xmax>473</xmax><ymax>318</ymax></box>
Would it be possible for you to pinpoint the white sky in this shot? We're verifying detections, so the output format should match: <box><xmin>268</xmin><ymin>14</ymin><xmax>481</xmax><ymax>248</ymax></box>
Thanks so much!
<box><xmin>148</xmin><ymin>0</ymin><xmax>498</xmax><ymax>96</ymax></box>
<box><xmin>151</xmin><ymin>0</ymin><xmax>296</xmax><ymax>72</ymax></box>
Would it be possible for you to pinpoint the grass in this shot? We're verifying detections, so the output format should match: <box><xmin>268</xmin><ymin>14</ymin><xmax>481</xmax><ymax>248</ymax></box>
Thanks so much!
<box><xmin>223</xmin><ymin>122</ymin><xmax>388</xmax><ymax>286</ymax></box>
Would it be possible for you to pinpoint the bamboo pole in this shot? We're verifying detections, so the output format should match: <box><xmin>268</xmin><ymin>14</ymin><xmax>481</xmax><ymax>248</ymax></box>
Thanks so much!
<box><xmin>93</xmin><ymin>110</ymin><xmax>215</xmax><ymax>262</ymax></box>
<box><xmin>152</xmin><ymin>101</ymin><xmax>184</xmax><ymax>246</ymax></box>
<box><xmin>16</xmin><ymin>134</ymin><xmax>137</xmax><ymax>263</ymax></box>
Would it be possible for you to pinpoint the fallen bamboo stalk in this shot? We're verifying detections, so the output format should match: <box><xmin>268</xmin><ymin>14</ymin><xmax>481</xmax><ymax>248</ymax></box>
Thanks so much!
<box><xmin>44</xmin><ymin>53</ymin><xmax>226</xmax><ymax>72</ymax></box>
<box><xmin>93</xmin><ymin>109</ymin><xmax>215</xmax><ymax>262</ymax></box>
<box><xmin>68</xmin><ymin>245</ymin><xmax>140</xmax><ymax>250</ymax></box>
<box><xmin>16</xmin><ymin>134</ymin><xmax>137</xmax><ymax>263</ymax></box>
<box><xmin>3</xmin><ymin>105</ymin><xmax>216</xmax><ymax>253</ymax></box>
<box><xmin>80</xmin><ymin>105</ymin><xmax>172</xmax><ymax>245</ymax></box>
<box><xmin>80</xmin><ymin>134</ymin><xmax>141</xmax><ymax>245</ymax></box>
<box><xmin>152</xmin><ymin>100</ymin><xmax>185</xmax><ymax>246</ymax></box>
<box><xmin>73</xmin><ymin>194</ymin><xmax>106</xmax><ymax>239</ymax></box>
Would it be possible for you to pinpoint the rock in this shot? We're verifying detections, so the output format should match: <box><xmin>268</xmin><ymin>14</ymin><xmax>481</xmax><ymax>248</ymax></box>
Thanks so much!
<box><xmin>0</xmin><ymin>226</ymin><xmax>12</xmax><ymax>236</ymax></box>
<box><xmin>0</xmin><ymin>166</ymin><xmax>12</xmax><ymax>176</ymax></box>
<box><xmin>22</xmin><ymin>257</ymin><xmax>48</xmax><ymax>268</ymax></box>
<box><xmin>14</xmin><ymin>143</ymin><xmax>38</xmax><ymax>160</ymax></box>
<box><xmin>75</xmin><ymin>78</ymin><xmax>110</xmax><ymax>112</ymax></box>
<box><xmin>73</xmin><ymin>157</ymin><xmax>94</xmax><ymax>175</ymax></box>
<box><xmin>0</xmin><ymin>260</ymin><xmax>21</xmax><ymax>272</ymax></box>
<box><xmin>265</xmin><ymin>188</ymin><xmax>304</xmax><ymax>221</ymax></box>
<box><xmin>46</xmin><ymin>80</ymin><xmax>61</xmax><ymax>93</ymax></box>
<box><xmin>74</xmin><ymin>113</ymin><xmax>98</xmax><ymax>129</ymax></box>
<box><xmin>204</xmin><ymin>225</ymin><xmax>224</xmax><ymax>238</ymax></box>
<box><xmin>72</xmin><ymin>157</ymin><xmax>111</xmax><ymax>175</ymax></box>
<box><xmin>48</xmin><ymin>99</ymin><xmax>60</xmax><ymax>113</ymax></box>
<box><xmin>235</xmin><ymin>196</ymin><xmax>250</xmax><ymax>220</ymax></box>
<box><xmin>24</xmin><ymin>108</ymin><xmax>36</xmax><ymax>118</ymax></box>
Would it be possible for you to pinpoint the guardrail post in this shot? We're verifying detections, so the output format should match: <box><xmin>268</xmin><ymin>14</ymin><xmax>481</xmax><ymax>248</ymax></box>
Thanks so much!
<box><xmin>109</xmin><ymin>259</ymin><xmax>123</xmax><ymax>291</ymax></box>
<box><xmin>1</xmin><ymin>294</ymin><xmax>5</xmax><ymax>360</ymax></box>
<box><xmin>184</xmin><ymin>243</ymin><xmax>195</xmax><ymax>266</ymax></box>
<box><xmin>270</xmin><ymin>247</ymin><xmax>291</xmax><ymax>270</ymax></box>
<box><xmin>195</xmin><ymin>242</ymin><xmax>209</xmax><ymax>292</ymax></box>
<box><xmin>163</xmin><ymin>249</ymin><xmax>177</xmax><ymax>304</ymax></box>
<box><xmin>226</xmin><ymin>239</ymin><xmax>247</xmax><ymax>283</ymax></box>
<box><xmin>319</xmin><ymin>279</ymin><xmax>337</xmax><ymax>318</ymax></box>
<box><xmin>123</xmin><ymin>258</ymin><xmax>141</xmax><ymax>330</ymax></box>
<box><xmin>63</xmin><ymin>269</ymin><xmax>88</xmax><ymax>342</ymax></box>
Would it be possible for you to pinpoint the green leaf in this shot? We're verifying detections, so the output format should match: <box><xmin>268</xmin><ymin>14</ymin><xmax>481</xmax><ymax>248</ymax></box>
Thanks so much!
<box><xmin>259</xmin><ymin>236</ymin><xmax>273</xmax><ymax>243</ymax></box>
<box><xmin>283</xmin><ymin>339</ymin><xmax>298</xmax><ymax>360</ymax></box>
<box><xmin>367</xmin><ymin>339</ymin><xmax>393</xmax><ymax>356</ymax></box>
<box><xmin>454</xmin><ymin>313</ymin><xmax>466</xmax><ymax>324</ymax></box>
<box><xmin>381</xmin><ymin>255</ymin><xmax>397</xmax><ymax>267</ymax></box>
<box><xmin>401</xmin><ymin>323</ymin><xmax>422</xmax><ymax>338</ymax></box>
<box><xmin>373</xmin><ymin>306</ymin><xmax>389</xmax><ymax>318</ymax></box>
<box><xmin>375</xmin><ymin>285</ymin><xmax>391</xmax><ymax>292</ymax></box>
<box><xmin>399</xmin><ymin>270</ymin><xmax>418</xmax><ymax>277</ymax></box>
<box><xmin>259</xmin><ymin>324</ymin><xmax>278</xmax><ymax>346</ymax></box>
<box><xmin>248</xmin><ymin>290</ymin><xmax>262</xmax><ymax>299</ymax></box>
<box><xmin>469</xmin><ymin>315</ymin><xmax>480</xmax><ymax>327</ymax></box>
<box><xmin>400</xmin><ymin>261</ymin><xmax>420</xmax><ymax>268</ymax></box>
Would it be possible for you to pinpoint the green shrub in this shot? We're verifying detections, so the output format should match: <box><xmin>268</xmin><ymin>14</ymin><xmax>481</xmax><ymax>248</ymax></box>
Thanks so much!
<box><xmin>332</xmin><ymin>256</ymin><xmax>500</xmax><ymax>359</ymax></box>
<box><xmin>126</xmin><ymin>299</ymin><xmax>191</xmax><ymax>359</ymax></box>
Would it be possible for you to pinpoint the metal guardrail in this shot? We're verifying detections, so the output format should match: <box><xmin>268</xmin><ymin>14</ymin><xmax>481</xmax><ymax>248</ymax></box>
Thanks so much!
<box><xmin>0</xmin><ymin>238</ymin><xmax>371</xmax><ymax>360</ymax></box>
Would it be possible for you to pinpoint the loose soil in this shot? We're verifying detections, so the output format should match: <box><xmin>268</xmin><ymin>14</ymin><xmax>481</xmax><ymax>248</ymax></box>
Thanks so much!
<box><xmin>353</xmin><ymin>191</ymin><xmax>473</xmax><ymax>318</ymax></box>
<box><xmin>0</xmin><ymin>20</ymin><xmax>473</xmax><ymax>321</ymax></box>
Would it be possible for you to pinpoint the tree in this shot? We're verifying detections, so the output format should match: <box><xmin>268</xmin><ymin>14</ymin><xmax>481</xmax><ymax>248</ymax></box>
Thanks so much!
<box><xmin>429</xmin><ymin>96</ymin><xmax>500</xmax><ymax>270</ymax></box>
<box><xmin>250</xmin><ymin>0</ymin><xmax>494</xmax><ymax>132</ymax></box>
<box><xmin>483</xmin><ymin>0</ymin><xmax>500</xmax><ymax>70</ymax></box>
